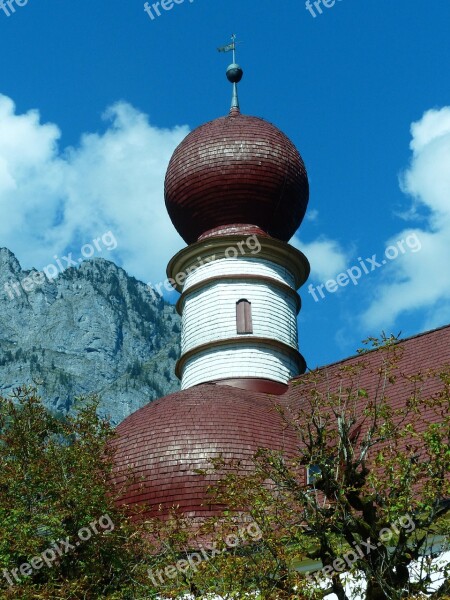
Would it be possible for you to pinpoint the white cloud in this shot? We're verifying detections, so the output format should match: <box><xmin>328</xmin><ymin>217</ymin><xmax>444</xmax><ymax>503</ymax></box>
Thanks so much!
<box><xmin>305</xmin><ymin>208</ymin><xmax>319</xmax><ymax>222</ymax></box>
<box><xmin>0</xmin><ymin>94</ymin><xmax>189</xmax><ymax>288</ymax></box>
<box><xmin>292</xmin><ymin>236</ymin><xmax>348</xmax><ymax>282</ymax></box>
<box><xmin>0</xmin><ymin>94</ymin><xmax>351</xmax><ymax>298</ymax></box>
<box><xmin>361</xmin><ymin>107</ymin><xmax>450</xmax><ymax>330</ymax></box>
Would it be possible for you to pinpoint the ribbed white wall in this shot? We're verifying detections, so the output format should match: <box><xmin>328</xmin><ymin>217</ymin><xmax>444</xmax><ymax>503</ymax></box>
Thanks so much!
<box><xmin>181</xmin><ymin>280</ymin><xmax>298</xmax><ymax>353</ymax></box>
<box><xmin>184</xmin><ymin>257</ymin><xmax>296</xmax><ymax>290</ymax></box>
<box><xmin>178</xmin><ymin>254</ymin><xmax>302</xmax><ymax>388</ymax></box>
<box><xmin>181</xmin><ymin>344</ymin><xmax>300</xmax><ymax>390</ymax></box>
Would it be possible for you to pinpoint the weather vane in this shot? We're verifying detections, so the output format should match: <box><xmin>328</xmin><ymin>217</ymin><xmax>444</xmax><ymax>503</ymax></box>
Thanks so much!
<box><xmin>217</xmin><ymin>34</ymin><xmax>243</xmax><ymax>111</ymax></box>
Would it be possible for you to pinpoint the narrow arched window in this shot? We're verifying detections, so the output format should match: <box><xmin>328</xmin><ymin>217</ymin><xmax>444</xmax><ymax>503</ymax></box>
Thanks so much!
<box><xmin>236</xmin><ymin>299</ymin><xmax>253</xmax><ymax>334</ymax></box>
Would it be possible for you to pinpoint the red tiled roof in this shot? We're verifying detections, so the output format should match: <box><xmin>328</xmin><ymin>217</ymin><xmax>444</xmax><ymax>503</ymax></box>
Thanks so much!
<box><xmin>282</xmin><ymin>324</ymin><xmax>450</xmax><ymax>475</ymax></box>
<box><xmin>285</xmin><ymin>324</ymin><xmax>450</xmax><ymax>414</ymax></box>
<box><xmin>112</xmin><ymin>383</ymin><xmax>298</xmax><ymax>518</ymax></box>
<box><xmin>112</xmin><ymin>325</ymin><xmax>450</xmax><ymax>518</ymax></box>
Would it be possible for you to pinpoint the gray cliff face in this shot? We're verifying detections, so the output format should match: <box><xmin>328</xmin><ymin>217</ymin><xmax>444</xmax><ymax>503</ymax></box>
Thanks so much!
<box><xmin>0</xmin><ymin>248</ymin><xmax>180</xmax><ymax>424</ymax></box>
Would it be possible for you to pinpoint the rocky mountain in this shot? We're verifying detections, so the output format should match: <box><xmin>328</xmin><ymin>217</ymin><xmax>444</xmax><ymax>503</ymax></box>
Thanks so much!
<box><xmin>0</xmin><ymin>248</ymin><xmax>181</xmax><ymax>424</ymax></box>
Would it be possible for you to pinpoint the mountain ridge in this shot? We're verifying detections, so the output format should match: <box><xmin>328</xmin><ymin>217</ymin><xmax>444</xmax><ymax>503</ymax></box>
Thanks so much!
<box><xmin>0</xmin><ymin>248</ymin><xmax>180</xmax><ymax>424</ymax></box>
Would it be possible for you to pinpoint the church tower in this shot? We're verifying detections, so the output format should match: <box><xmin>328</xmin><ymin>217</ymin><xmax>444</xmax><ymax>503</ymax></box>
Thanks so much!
<box><xmin>165</xmin><ymin>38</ymin><xmax>310</xmax><ymax>393</ymax></box>
<box><xmin>113</xmin><ymin>38</ymin><xmax>311</xmax><ymax>518</ymax></box>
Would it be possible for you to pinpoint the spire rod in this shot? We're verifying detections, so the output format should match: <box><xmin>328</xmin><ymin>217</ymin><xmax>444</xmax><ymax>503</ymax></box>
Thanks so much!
<box><xmin>231</xmin><ymin>32</ymin><xmax>236</xmax><ymax>64</ymax></box>
<box><xmin>217</xmin><ymin>34</ymin><xmax>243</xmax><ymax>113</ymax></box>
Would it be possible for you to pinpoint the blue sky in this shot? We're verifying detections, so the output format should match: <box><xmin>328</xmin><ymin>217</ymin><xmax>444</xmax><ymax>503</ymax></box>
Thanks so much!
<box><xmin>0</xmin><ymin>0</ymin><xmax>449</xmax><ymax>369</ymax></box>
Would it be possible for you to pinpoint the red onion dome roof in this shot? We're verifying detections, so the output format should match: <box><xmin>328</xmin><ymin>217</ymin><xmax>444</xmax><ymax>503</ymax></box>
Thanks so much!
<box><xmin>112</xmin><ymin>384</ymin><xmax>298</xmax><ymax>518</ymax></box>
<box><xmin>164</xmin><ymin>110</ymin><xmax>309</xmax><ymax>245</ymax></box>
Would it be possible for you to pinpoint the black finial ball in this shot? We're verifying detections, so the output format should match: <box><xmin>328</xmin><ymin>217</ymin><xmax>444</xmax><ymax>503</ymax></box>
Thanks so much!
<box><xmin>226</xmin><ymin>63</ymin><xmax>243</xmax><ymax>83</ymax></box>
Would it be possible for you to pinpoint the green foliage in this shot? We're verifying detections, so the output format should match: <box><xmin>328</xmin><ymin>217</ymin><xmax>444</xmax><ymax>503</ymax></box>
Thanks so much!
<box><xmin>126</xmin><ymin>360</ymin><xmax>143</xmax><ymax>379</ymax></box>
<box><xmin>0</xmin><ymin>351</ymin><xmax>13</xmax><ymax>367</ymax></box>
<box><xmin>0</xmin><ymin>387</ymin><xmax>160</xmax><ymax>599</ymax></box>
<box><xmin>191</xmin><ymin>336</ymin><xmax>450</xmax><ymax>599</ymax></box>
<box><xmin>168</xmin><ymin>346</ymin><xmax>178</xmax><ymax>361</ymax></box>
<box><xmin>1</xmin><ymin>335</ymin><xmax>449</xmax><ymax>600</ymax></box>
<box><xmin>57</xmin><ymin>370</ymin><xmax>72</xmax><ymax>387</ymax></box>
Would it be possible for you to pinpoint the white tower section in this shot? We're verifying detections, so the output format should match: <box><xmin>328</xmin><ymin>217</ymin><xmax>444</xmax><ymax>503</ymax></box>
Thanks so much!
<box><xmin>167</xmin><ymin>234</ymin><xmax>310</xmax><ymax>390</ymax></box>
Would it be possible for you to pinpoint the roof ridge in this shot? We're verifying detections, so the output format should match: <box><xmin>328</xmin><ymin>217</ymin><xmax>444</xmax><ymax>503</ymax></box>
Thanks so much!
<box><xmin>291</xmin><ymin>322</ymin><xmax>450</xmax><ymax>379</ymax></box>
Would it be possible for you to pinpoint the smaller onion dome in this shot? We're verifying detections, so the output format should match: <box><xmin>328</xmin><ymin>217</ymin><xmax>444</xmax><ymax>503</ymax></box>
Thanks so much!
<box><xmin>164</xmin><ymin>111</ymin><xmax>309</xmax><ymax>245</ymax></box>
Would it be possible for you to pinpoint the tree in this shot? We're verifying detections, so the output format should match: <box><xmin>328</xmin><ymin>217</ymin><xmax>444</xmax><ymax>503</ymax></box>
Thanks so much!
<box><xmin>0</xmin><ymin>387</ymin><xmax>159</xmax><ymax>599</ymax></box>
<box><xmin>196</xmin><ymin>336</ymin><xmax>450</xmax><ymax>599</ymax></box>
<box><xmin>1</xmin><ymin>334</ymin><xmax>449</xmax><ymax>600</ymax></box>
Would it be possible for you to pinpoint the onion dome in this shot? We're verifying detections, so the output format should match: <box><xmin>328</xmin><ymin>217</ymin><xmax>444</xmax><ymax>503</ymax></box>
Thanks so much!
<box><xmin>164</xmin><ymin>111</ymin><xmax>309</xmax><ymax>245</ymax></box>
<box><xmin>112</xmin><ymin>384</ymin><xmax>298</xmax><ymax>518</ymax></box>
